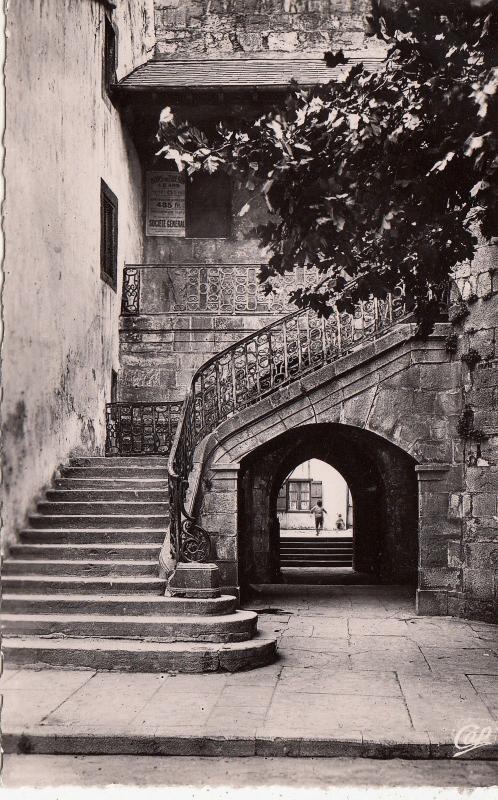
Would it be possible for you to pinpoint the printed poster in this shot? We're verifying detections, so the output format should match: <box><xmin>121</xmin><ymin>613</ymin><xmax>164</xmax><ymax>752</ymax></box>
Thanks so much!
<box><xmin>146</xmin><ymin>171</ymin><xmax>186</xmax><ymax>237</ymax></box>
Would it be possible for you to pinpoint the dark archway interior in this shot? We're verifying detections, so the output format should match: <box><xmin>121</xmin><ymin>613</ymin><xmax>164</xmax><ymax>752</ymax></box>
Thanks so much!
<box><xmin>238</xmin><ymin>423</ymin><xmax>418</xmax><ymax>595</ymax></box>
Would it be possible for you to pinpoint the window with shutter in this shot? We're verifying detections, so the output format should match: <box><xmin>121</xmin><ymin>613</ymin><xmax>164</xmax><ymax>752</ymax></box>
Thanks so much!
<box><xmin>311</xmin><ymin>481</ymin><xmax>323</xmax><ymax>503</ymax></box>
<box><xmin>284</xmin><ymin>480</ymin><xmax>313</xmax><ymax>512</ymax></box>
<box><xmin>103</xmin><ymin>15</ymin><xmax>117</xmax><ymax>101</ymax></box>
<box><xmin>100</xmin><ymin>180</ymin><xmax>118</xmax><ymax>291</ymax></box>
<box><xmin>276</xmin><ymin>483</ymin><xmax>287</xmax><ymax>512</ymax></box>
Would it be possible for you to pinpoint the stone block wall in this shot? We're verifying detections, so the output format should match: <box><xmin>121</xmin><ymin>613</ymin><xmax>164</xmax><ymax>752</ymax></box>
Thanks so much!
<box><xmin>154</xmin><ymin>0</ymin><xmax>379</xmax><ymax>58</ymax></box>
<box><xmin>446</xmin><ymin>243</ymin><xmax>498</xmax><ymax>620</ymax></box>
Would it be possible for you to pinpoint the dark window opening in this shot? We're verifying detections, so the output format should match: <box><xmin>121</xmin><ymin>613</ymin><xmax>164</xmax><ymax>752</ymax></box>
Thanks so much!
<box><xmin>103</xmin><ymin>15</ymin><xmax>117</xmax><ymax>99</ymax></box>
<box><xmin>100</xmin><ymin>180</ymin><xmax>118</xmax><ymax>291</ymax></box>
<box><xmin>186</xmin><ymin>172</ymin><xmax>231</xmax><ymax>239</ymax></box>
<box><xmin>111</xmin><ymin>369</ymin><xmax>118</xmax><ymax>403</ymax></box>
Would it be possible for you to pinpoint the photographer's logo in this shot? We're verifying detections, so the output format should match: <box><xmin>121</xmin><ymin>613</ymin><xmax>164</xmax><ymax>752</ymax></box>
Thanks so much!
<box><xmin>453</xmin><ymin>724</ymin><xmax>497</xmax><ymax>757</ymax></box>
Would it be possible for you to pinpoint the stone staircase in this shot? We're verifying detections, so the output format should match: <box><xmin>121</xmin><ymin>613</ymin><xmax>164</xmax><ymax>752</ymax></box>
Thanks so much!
<box><xmin>279</xmin><ymin>535</ymin><xmax>353</xmax><ymax>568</ymax></box>
<box><xmin>2</xmin><ymin>456</ymin><xmax>276</xmax><ymax>672</ymax></box>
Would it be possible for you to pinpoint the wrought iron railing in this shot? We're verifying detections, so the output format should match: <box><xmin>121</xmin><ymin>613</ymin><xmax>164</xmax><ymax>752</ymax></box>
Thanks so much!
<box><xmin>167</xmin><ymin>285</ymin><xmax>412</xmax><ymax>564</ymax></box>
<box><xmin>120</xmin><ymin>263</ymin><xmax>327</xmax><ymax>317</ymax></box>
<box><xmin>106</xmin><ymin>402</ymin><xmax>183</xmax><ymax>456</ymax></box>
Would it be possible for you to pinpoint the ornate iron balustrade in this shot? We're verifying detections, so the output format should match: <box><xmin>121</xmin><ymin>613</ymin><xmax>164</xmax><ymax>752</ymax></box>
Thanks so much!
<box><xmin>167</xmin><ymin>285</ymin><xmax>411</xmax><ymax>564</ymax></box>
<box><xmin>106</xmin><ymin>402</ymin><xmax>183</xmax><ymax>456</ymax></box>
<box><xmin>121</xmin><ymin>268</ymin><xmax>140</xmax><ymax>315</ymax></box>
<box><xmin>120</xmin><ymin>263</ymin><xmax>325</xmax><ymax>317</ymax></box>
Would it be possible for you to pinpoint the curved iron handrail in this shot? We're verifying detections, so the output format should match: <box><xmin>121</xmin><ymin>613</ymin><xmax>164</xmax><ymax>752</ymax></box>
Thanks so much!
<box><xmin>166</xmin><ymin>282</ymin><xmax>415</xmax><ymax>566</ymax></box>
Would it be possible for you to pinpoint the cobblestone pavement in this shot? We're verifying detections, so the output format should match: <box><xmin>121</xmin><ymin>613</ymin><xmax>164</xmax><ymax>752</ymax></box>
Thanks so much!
<box><xmin>2</xmin><ymin>586</ymin><xmax>498</xmax><ymax>758</ymax></box>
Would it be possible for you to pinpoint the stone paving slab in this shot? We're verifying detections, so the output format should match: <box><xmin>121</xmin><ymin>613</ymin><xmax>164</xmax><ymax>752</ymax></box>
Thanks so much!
<box><xmin>2</xmin><ymin>586</ymin><xmax>498</xmax><ymax>759</ymax></box>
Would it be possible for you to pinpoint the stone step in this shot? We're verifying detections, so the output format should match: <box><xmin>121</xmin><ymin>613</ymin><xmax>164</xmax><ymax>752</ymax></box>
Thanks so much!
<box><xmin>61</xmin><ymin>466</ymin><xmax>169</xmax><ymax>478</ymax></box>
<box><xmin>280</xmin><ymin>557</ymin><xmax>353</xmax><ymax>564</ymax></box>
<box><xmin>280</xmin><ymin>559</ymin><xmax>353</xmax><ymax>567</ymax></box>
<box><xmin>70</xmin><ymin>457</ymin><xmax>169</xmax><ymax>467</ymax></box>
<box><xmin>280</xmin><ymin>537</ymin><xmax>352</xmax><ymax>544</ymax></box>
<box><xmin>3</xmin><ymin>559</ymin><xmax>159</xmax><ymax>577</ymax></box>
<box><xmin>55</xmin><ymin>478</ymin><xmax>169</xmax><ymax>490</ymax></box>
<box><xmin>46</xmin><ymin>489</ymin><xmax>168</xmax><ymax>502</ymax></box>
<box><xmin>280</xmin><ymin>549</ymin><xmax>353</xmax><ymax>556</ymax></box>
<box><xmin>1</xmin><ymin>610</ymin><xmax>258</xmax><ymax>642</ymax></box>
<box><xmin>9</xmin><ymin>543</ymin><xmax>162</xmax><ymax>560</ymax></box>
<box><xmin>19</xmin><ymin>529</ymin><xmax>165</xmax><ymax>544</ymax></box>
<box><xmin>2</xmin><ymin>593</ymin><xmax>237</xmax><ymax>616</ymax></box>
<box><xmin>280</xmin><ymin>546</ymin><xmax>353</xmax><ymax>553</ymax></box>
<box><xmin>2</xmin><ymin>575</ymin><xmax>166</xmax><ymax>594</ymax></box>
<box><xmin>28</xmin><ymin>514</ymin><xmax>168</xmax><ymax>529</ymax></box>
<box><xmin>37</xmin><ymin>501</ymin><xmax>169</xmax><ymax>515</ymax></box>
<box><xmin>2</xmin><ymin>632</ymin><xmax>277</xmax><ymax>673</ymax></box>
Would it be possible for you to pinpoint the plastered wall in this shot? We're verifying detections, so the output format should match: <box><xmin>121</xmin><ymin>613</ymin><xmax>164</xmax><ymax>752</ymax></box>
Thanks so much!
<box><xmin>1</xmin><ymin>0</ymin><xmax>155</xmax><ymax>549</ymax></box>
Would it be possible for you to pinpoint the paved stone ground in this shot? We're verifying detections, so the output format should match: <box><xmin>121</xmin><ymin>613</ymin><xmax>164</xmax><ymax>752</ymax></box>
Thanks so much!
<box><xmin>2</xmin><ymin>586</ymin><xmax>498</xmax><ymax>758</ymax></box>
<box><xmin>3</xmin><ymin>754</ymin><xmax>498</xmax><ymax>789</ymax></box>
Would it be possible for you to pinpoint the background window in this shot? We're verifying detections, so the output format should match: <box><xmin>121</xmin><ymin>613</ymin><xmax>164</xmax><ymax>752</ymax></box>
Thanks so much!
<box><xmin>278</xmin><ymin>479</ymin><xmax>322</xmax><ymax>512</ymax></box>
<box><xmin>103</xmin><ymin>15</ymin><xmax>117</xmax><ymax>99</ymax></box>
<box><xmin>111</xmin><ymin>369</ymin><xmax>118</xmax><ymax>403</ymax></box>
<box><xmin>186</xmin><ymin>172</ymin><xmax>231</xmax><ymax>238</ymax></box>
<box><xmin>100</xmin><ymin>180</ymin><xmax>118</xmax><ymax>291</ymax></box>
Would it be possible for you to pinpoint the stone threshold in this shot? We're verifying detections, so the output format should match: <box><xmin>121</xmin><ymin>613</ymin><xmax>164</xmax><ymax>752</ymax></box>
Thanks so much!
<box><xmin>4</xmin><ymin>729</ymin><xmax>498</xmax><ymax>760</ymax></box>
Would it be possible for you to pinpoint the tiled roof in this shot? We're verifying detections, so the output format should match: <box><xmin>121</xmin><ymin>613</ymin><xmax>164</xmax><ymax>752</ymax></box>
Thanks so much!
<box><xmin>117</xmin><ymin>57</ymin><xmax>383</xmax><ymax>91</ymax></box>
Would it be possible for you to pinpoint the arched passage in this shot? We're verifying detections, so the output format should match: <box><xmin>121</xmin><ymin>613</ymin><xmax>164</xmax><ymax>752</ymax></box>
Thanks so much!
<box><xmin>277</xmin><ymin>459</ymin><xmax>353</xmax><ymax>572</ymax></box>
<box><xmin>237</xmin><ymin>423</ymin><xmax>418</xmax><ymax>593</ymax></box>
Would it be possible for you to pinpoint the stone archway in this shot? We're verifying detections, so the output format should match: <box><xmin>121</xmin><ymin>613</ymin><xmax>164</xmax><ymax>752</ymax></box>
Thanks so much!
<box><xmin>237</xmin><ymin>423</ymin><xmax>419</xmax><ymax>594</ymax></box>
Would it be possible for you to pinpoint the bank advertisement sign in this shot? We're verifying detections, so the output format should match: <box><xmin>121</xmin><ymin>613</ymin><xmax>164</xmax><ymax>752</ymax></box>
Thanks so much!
<box><xmin>146</xmin><ymin>171</ymin><xmax>186</xmax><ymax>237</ymax></box>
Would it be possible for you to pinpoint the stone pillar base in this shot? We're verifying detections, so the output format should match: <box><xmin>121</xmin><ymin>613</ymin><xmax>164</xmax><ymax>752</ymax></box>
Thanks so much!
<box><xmin>416</xmin><ymin>589</ymin><xmax>448</xmax><ymax>616</ymax></box>
<box><xmin>167</xmin><ymin>562</ymin><xmax>222</xmax><ymax>599</ymax></box>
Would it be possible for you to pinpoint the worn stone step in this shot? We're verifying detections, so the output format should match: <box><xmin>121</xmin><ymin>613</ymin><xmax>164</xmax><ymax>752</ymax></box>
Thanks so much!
<box><xmin>2</xmin><ymin>575</ymin><xmax>166</xmax><ymax>595</ymax></box>
<box><xmin>61</xmin><ymin>466</ymin><xmax>169</xmax><ymax>478</ymax></box>
<box><xmin>281</xmin><ymin>555</ymin><xmax>353</xmax><ymax>562</ymax></box>
<box><xmin>280</xmin><ymin>560</ymin><xmax>353</xmax><ymax>567</ymax></box>
<box><xmin>2</xmin><ymin>593</ymin><xmax>237</xmax><ymax>617</ymax></box>
<box><xmin>281</xmin><ymin>537</ymin><xmax>352</xmax><ymax>544</ymax></box>
<box><xmin>1</xmin><ymin>610</ymin><xmax>258</xmax><ymax>642</ymax></box>
<box><xmin>19</xmin><ymin>529</ymin><xmax>165</xmax><ymax>545</ymax></box>
<box><xmin>70</xmin><ymin>457</ymin><xmax>169</xmax><ymax>467</ymax></box>
<box><xmin>280</xmin><ymin>547</ymin><xmax>353</xmax><ymax>553</ymax></box>
<box><xmin>280</xmin><ymin>550</ymin><xmax>353</xmax><ymax>557</ymax></box>
<box><xmin>9</xmin><ymin>543</ymin><xmax>162</xmax><ymax>560</ymax></box>
<box><xmin>46</xmin><ymin>489</ymin><xmax>168</xmax><ymax>502</ymax></box>
<box><xmin>3</xmin><ymin>559</ymin><xmax>159</xmax><ymax>577</ymax></box>
<box><xmin>55</xmin><ymin>478</ymin><xmax>169</xmax><ymax>490</ymax></box>
<box><xmin>28</xmin><ymin>514</ymin><xmax>168</xmax><ymax>529</ymax></box>
<box><xmin>2</xmin><ymin>632</ymin><xmax>277</xmax><ymax>673</ymax></box>
<box><xmin>37</xmin><ymin>501</ymin><xmax>169</xmax><ymax>515</ymax></box>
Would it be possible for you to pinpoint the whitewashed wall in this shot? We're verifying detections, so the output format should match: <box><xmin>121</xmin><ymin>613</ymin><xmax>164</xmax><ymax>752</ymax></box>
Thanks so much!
<box><xmin>2</xmin><ymin>0</ymin><xmax>155</xmax><ymax>548</ymax></box>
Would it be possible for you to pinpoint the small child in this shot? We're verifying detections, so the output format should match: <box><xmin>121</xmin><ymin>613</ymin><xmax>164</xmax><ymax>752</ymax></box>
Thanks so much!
<box><xmin>310</xmin><ymin>500</ymin><xmax>327</xmax><ymax>535</ymax></box>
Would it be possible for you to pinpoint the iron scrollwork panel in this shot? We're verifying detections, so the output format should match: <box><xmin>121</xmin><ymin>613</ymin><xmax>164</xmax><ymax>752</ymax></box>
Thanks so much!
<box><xmin>121</xmin><ymin>268</ymin><xmax>140</xmax><ymax>315</ymax></box>
<box><xmin>105</xmin><ymin>402</ymin><xmax>182</xmax><ymax>456</ymax></box>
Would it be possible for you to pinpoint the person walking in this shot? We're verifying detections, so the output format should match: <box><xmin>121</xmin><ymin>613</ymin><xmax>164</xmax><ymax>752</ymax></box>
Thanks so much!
<box><xmin>311</xmin><ymin>500</ymin><xmax>327</xmax><ymax>535</ymax></box>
